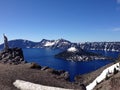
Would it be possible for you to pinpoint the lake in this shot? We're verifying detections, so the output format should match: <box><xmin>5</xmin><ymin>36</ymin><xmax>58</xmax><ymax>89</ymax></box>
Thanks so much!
<box><xmin>23</xmin><ymin>48</ymin><xmax>120</xmax><ymax>81</ymax></box>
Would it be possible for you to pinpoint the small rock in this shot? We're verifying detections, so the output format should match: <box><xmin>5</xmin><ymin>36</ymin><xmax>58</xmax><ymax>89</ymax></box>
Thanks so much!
<box><xmin>60</xmin><ymin>71</ymin><xmax>70</xmax><ymax>80</ymax></box>
<box><xmin>41</xmin><ymin>66</ymin><xmax>49</xmax><ymax>71</ymax></box>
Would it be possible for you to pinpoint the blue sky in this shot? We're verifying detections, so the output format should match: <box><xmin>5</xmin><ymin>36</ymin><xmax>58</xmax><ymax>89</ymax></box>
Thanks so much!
<box><xmin>0</xmin><ymin>0</ymin><xmax>120</xmax><ymax>43</ymax></box>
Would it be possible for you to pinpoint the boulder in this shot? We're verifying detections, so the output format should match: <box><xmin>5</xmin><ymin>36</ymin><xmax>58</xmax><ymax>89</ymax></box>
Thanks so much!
<box><xmin>30</xmin><ymin>62</ymin><xmax>41</xmax><ymax>69</ymax></box>
<box><xmin>74</xmin><ymin>75</ymin><xmax>84</xmax><ymax>85</ymax></box>
<box><xmin>59</xmin><ymin>71</ymin><xmax>70</xmax><ymax>81</ymax></box>
<box><xmin>52</xmin><ymin>70</ymin><xmax>70</xmax><ymax>81</ymax></box>
<box><xmin>41</xmin><ymin>66</ymin><xmax>70</xmax><ymax>81</ymax></box>
<box><xmin>44</xmin><ymin>68</ymin><xmax>54</xmax><ymax>73</ymax></box>
<box><xmin>80</xmin><ymin>84</ymin><xmax>86</xmax><ymax>90</ymax></box>
<box><xmin>52</xmin><ymin>70</ymin><xmax>66</xmax><ymax>75</ymax></box>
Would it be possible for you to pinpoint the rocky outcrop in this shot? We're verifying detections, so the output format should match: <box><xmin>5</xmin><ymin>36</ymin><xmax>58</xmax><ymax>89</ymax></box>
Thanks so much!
<box><xmin>30</xmin><ymin>63</ymin><xmax>70</xmax><ymax>81</ymax></box>
<box><xmin>3</xmin><ymin>34</ymin><xmax>9</xmax><ymax>50</ymax></box>
<box><xmin>0</xmin><ymin>48</ymin><xmax>26</xmax><ymax>65</ymax></box>
<box><xmin>41</xmin><ymin>66</ymin><xmax>70</xmax><ymax>81</ymax></box>
<box><xmin>40</xmin><ymin>66</ymin><xmax>70</xmax><ymax>81</ymax></box>
<box><xmin>52</xmin><ymin>70</ymin><xmax>70</xmax><ymax>81</ymax></box>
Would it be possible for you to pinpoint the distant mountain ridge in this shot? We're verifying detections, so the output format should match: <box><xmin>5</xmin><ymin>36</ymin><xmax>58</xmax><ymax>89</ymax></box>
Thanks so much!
<box><xmin>0</xmin><ymin>39</ymin><xmax>72</xmax><ymax>49</ymax></box>
<box><xmin>0</xmin><ymin>39</ymin><xmax>120</xmax><ymax>52</ymax></box>
<box><xmin>79</xmin><ymin>42</ymin><xmax>120</xmax><ymax>52</ymax></box>
<box><xmin>35</xmin><ymin>39</ymin><xmax>72</xmax><ymax>49</ymax></box>
<box><xmin>0</xmin><ymin>39</ymin><xmax>38</xmax><ymax>49</ymax></box>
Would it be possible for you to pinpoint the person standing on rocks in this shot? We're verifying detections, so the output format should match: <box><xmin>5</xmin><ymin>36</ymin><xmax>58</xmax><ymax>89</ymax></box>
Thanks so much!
<box><xmin>3</xmin><ymin>34</ymin><xmax>9</xmax><ymax>50</ymax></box>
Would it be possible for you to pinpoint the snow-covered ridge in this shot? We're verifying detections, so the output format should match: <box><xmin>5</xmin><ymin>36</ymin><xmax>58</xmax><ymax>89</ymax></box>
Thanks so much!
<box><xmin>67</xmin><ymin>47</ymin><xmax>78</xmax><ymax>52</ymax></box>
<box><xmin>86</xmin><ymin>62</ymin><xmax>120</xmax><ymax>90</ymax></box>
<box><xmin>79</xmin><ymin>42</ymin><xmax>120</xmax><ymax>52</ymax></box>
<box><xmin>41</xmin><ymin>39</ymin><xmax>72</xmax><ymax>49</ymax></box>
<box><xmin>13</xmin><ymin>80</ymin><xmax>72</xmax><ymax>90</ymax></box>
<box><xmin>0</xmin><ymin>39</ymin><xmax>120</xmax><ymax>52</ymax></box>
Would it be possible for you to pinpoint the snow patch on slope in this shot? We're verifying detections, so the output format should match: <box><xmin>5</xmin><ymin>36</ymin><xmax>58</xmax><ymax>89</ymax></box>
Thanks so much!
<box><xmin>13</xmin><ymin>80</ymin><xmax>72</xmax><ymax>90</ymax></box>
<box><xmin>44</xmin><ymin>42</ymin><xmax>55</xmax><ymax>46</ymax></box>
<box><xmin>67</xmin><ymin>47</ymin><xmax>78</xmax><ymax>52</ymax></box>
<box><xmin>86</xmin><ymin>62</ymin><xmax>120</xmax><ymax>90</ymax></box>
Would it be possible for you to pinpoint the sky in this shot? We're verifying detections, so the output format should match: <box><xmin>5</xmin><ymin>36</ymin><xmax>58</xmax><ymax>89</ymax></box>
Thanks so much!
<box><xmin>0</xmin><ymin>0</ymin><xmax>120</xmax><ymax>43</ymax></box>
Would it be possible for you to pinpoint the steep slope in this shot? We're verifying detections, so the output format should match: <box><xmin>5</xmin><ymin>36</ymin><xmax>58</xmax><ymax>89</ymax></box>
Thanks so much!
<box><xmin>75</xmin><ymin>61</ymin><xmax>120</xmax><ymax>90</ymax></box>
<box><xmin>86</xmin><ymin>62</ymin><xmax>120</xmax><ymax>90</ymax></box>
<box><xmin>93</xmin><ymin>57</ymin><xmax>120</xmax><ymax>90</ymax></box>
<box><xmin>93</xmin><ymin>72</ymin><xmax>120</xmax><ymax>90</ymax></box>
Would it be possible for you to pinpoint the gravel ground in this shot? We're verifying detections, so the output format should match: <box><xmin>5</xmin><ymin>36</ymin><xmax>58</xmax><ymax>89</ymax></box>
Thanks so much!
<box><xmin>0</xmin><ymin>62</ymin><xmax>115</xmax><ymax>90</ymax></box>
<box><xmin>0</xmin><ymin>63</ymin><xmax>82</xmax><ymax>90</ymax></box>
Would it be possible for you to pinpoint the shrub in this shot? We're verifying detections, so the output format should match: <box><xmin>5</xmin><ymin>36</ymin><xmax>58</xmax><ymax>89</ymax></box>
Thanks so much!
<box><xmin>113</xmin><ymin>67</ymin><xmax>118</xmax><ymax>75</ymax></box>
<box><xmin>105</xmin><ymin>73</ymin><xmax>110</xmax><ymax>80</ymax></box>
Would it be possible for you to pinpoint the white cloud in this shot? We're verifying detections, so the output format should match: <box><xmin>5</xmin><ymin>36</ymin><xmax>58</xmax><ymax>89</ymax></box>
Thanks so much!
<box><xmin>113</xmin><ymin>28</ymin><xmax>120</xmax><ymax>31</ymax></box>
<box><xmin>117</xmin><ymin>0</ymin><xmax>120</xmax><ymax>4</ymax></box>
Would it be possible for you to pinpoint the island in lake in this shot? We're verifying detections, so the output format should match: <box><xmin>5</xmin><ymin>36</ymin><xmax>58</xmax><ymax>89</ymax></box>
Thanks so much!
<box><xmin>55</xmin><ymin>46</ymin><xmax>112</xmax><ymax>62</ymax></box>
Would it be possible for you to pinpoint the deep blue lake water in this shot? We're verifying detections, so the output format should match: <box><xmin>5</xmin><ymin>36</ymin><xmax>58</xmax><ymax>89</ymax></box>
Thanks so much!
<box><xmin>23</xmin><ymin>48</ymin><xmax>120</xmax><ymax>81</ymax></box>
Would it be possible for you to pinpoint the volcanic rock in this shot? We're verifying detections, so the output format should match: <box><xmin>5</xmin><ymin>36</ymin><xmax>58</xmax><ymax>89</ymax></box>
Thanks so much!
<box><xmin>0</xmin><ymin>47</ymin><xmax>26</xmax><ymax>65</ymax></box>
